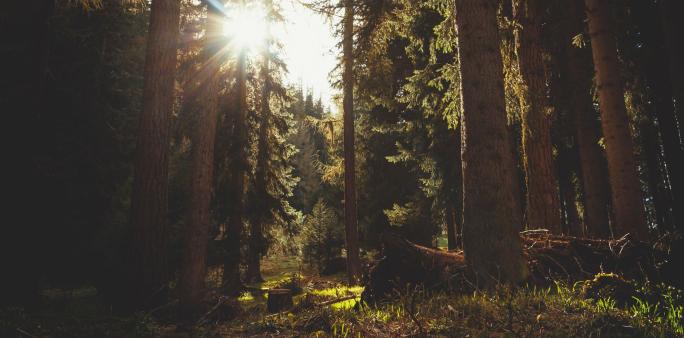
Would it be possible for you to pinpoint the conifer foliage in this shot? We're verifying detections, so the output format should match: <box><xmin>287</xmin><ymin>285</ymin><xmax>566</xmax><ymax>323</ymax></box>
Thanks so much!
<box><xmin>3</xmin><ymin>0</ymin><xmax>683</xmax><ymax>332</ymax></box>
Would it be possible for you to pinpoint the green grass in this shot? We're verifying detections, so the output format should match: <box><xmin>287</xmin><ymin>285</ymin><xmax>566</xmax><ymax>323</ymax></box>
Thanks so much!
<box><xmin>310</xmin><ymin>285</ymin><xmax>363</xmax><ymax>298</ymax></box>
<box><xmin>214</xmin><ymin>280</ymin><xmax>683</xmax><ymax>337</ymax></box>
<box><xmin>3</xmin><ymin>256</ymin><xmax>681</xmax><ymax>337</ymax></box>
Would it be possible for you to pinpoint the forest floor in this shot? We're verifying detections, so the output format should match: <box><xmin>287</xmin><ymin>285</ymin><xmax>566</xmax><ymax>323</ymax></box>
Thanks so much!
<box><xmin>2</xmin><ymin>254</ymin><xmax>682</xmax><ymax>337</ymax></box>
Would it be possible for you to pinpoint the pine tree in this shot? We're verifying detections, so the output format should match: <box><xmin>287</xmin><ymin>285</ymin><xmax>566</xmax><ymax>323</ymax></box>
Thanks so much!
<box><xmin>222</xmin><ymin>48</ymin><xmax>248</xmax><ymax>294</ymax></box>
<box><xmin>129</xmin><ymin>0</ymin><xmax>180</xmax><ymax>308</ymax></box>
<box><xmin>342</xmin><ymin>0</ymin><xmax>362</xmax><ymax>283</ymax></box>
<box><xmin>245</xmin><ymin>0</ymin><xmax>298</xmax><ymax>283</ymax></box>
<box><xmin>513</xmin><ymin>0</ymin><xmax>561</xmax><ymax>232</ymax></box>
<box><xmin>584</xmin><ymin>0</ymin><xmax>647</xmax><ymax>240</ymax></box>
<box><xmin>454</xmin><ymin>0</ymin><xmax>527</xmax><ymax>286</ymax></box>
<box><xmin>178</xmin><ymin>1</ymin><xmax>223</xmax><ymax>318</ymax></box>
<box><xmin>562</xmin><ymin>0</ymin><xmax>611</xmax><ymax>238</ymax></box>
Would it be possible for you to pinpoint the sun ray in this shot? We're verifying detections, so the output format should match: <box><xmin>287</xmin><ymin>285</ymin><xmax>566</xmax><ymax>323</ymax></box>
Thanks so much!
<box><xmin>223</xmin><ymin>2</ymin><xmax>268</xmax><ymax>53</ymax></box>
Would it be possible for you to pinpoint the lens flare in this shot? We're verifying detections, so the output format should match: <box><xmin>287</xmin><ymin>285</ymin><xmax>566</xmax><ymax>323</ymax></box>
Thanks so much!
<box><xmin>223</xmin><ymin>3</ymin><xmax>267</xmax><ymax>52</ymax></box>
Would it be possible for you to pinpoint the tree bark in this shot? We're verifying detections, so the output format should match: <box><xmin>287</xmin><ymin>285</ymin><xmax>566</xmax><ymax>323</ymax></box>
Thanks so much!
<box><xmin>454</xmin><ymin>0</ymin><xmax>527</xmax><ymax>287</ymax></box>
<box><xmin>222</xmin><ymin>51</ymin><xmax>248</xmax><ymax>295</ymax></box>
<box><xmin>565</xmin><ymin>0</ymin><xmax>611</xmax><ymax>238</ymax></box>
<box><xmin>584</xmin><ymin>0</ymin><xmax>647</xmax><ymax>240</ymax></box>
<box><xmin>513</xmin><ymin>0</ymin><xmax>562</xmax><ymax>233</ymax></box>
<box><xmin>343</xmin><ymin>0</ymin><xmax>362</xmax><ymax>284</ymax></box>
<box><xmin>178</xmin><ymin>2</ymin><xmax>222</xmax><ymax>319</ymax></box>
<box><xmin>129</xmin><ymin>0</ymin><xmax>180</xmax><ymax>308</ymax></box>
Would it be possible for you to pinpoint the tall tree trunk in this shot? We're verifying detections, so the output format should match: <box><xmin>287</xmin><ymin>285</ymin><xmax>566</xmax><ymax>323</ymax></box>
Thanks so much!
<box><xmin>565</xmin><ymin>0</ymin><xmax>611</xmax><ymax>238</ymax></box>
<box><xmin>454</xmin><ymin>0</ymin><xmax>527</xmax><ymax>287</ymax></box>
<box><xmin>222</xmin><ymin>51</ymin><xmax>248</xmax><ymax>294</ymax></box>
<box><xmin>343</xmin><ymin>0</ymin><xmax>361</xmax><ymax>284</ymax></box>
<box><xmin>639</xmin><ymin>116</ymin><xmax>672</xmax><ymax>232</ymax></box>
<box><xmin>514</xmin><ymin>0</ymin><xmax>562</xmax><ymax>233</ymax></box>
<box><xmin>584</xmin><ymin>0</ymin><xmax>647</xmax><ymax>240</ymax></box>
<box><xmin>178</xmin><ymin>2</ymin><xmax>222</xmax><ymax>319</ymax></box>
<box><xmin>246</xmin><ymin>56</ymin><xmax>271</xmax><ymax>284</ymax></box>
<box><xmin>129</xmin><ymin>0</ymin><xmax>180</xmax><ymax>308</ymax></box>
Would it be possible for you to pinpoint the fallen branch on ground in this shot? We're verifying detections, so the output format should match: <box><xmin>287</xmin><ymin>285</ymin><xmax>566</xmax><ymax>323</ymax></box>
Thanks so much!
<box><xmin>362</xmin><ymin>231</ymin><xmax>680</xmax><ymax>302</ymax></box>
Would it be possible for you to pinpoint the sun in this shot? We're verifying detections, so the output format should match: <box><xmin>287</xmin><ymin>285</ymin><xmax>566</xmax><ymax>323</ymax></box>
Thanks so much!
<box><xmin>223</xmin><ymin>2</ymin><xmax>268</xmax><ymax>52</ymax></box>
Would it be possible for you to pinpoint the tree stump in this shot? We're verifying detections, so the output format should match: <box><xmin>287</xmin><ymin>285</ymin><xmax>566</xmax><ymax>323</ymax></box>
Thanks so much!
<box><xmin>267</xmin><ymin>289</ymin><xmax>293</xmax><ymax>313</ymax></box>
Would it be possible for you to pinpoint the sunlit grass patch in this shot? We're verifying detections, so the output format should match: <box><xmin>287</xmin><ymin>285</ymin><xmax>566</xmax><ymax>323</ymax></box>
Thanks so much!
<box><xmin>330</xmin><ymin>297</ymin><xmax>359</xmax><ymax>311</ymax></box>
<box><xmin>310</xmin><ymin>285</ymin><xmax>363</xmax><ymax>298</ymax></box>
<box><xmin>237</xmin><ymin>292</ymin><xmax>255</xmax><ymax>303</ymax></box>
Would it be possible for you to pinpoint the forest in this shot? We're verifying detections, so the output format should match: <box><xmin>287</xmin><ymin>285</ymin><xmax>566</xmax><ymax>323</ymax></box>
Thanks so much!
<box><xmin>2</xmin><ymin>0</ymin><xmax>683</xmax><ymax>336</ymax></box>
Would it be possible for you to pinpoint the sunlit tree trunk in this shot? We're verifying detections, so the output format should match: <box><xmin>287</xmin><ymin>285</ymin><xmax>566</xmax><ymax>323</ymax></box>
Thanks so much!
<box><xmin>222</xmin><ymin>51</ymin><xmax>248</xmax><ymax>294</ymax></box>
<box><xmin>129</xmin><ymin>0</ymin><xmax>180</xmax><ymax>308</ymax></box>
<box><xmin>343</xmin><ymin>0</ymin><xmax>362</xmax><ymax>284</ymax></box>
<box><xmin>565</xmin><ymin>0</ymin><xmax>611</xmax><ymax>238</ymax></box>
<box><xmin>454</xmin><ymin>0</ymin><xmax>527</xmax><ymax>287</ymax></box>
<box><xmin>513</xmin><ymin>0</ymin><xmax>561</xmax><ymax>233</ymax></box>
<box><xmin>178</xmin><ymin>1</ymin><xmax>222</xmax><ymax>319</ymax></box>
<box><xmin>584</xmin><ymin>0</ymin><xmax>647</xmax><ymax>240</ymax></box>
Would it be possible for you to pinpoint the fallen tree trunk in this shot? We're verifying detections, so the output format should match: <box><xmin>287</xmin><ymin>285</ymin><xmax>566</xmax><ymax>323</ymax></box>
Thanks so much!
<box><xmin>362</xmin><ymin>231</ymin><xmax>680</xmax><ymax>302</ymax></box>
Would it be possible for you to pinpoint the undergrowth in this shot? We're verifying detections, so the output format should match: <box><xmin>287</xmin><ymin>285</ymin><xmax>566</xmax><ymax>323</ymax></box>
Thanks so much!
<box><xmin>211</xmin><ymin>280</ymin><xmax>682</xmax><ymax>337</ymax></box>
<box><xmin>2</xmin><ymin>278</ymin><xmax>681</xmax><ymax>337</ymax></box>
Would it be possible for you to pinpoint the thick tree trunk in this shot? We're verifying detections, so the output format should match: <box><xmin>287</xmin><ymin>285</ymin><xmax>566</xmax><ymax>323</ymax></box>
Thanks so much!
<box><xmin>514</xmin><ymin>0</ymin><xmax>561</xmax><ymax>233</ymax></box>
<box><xmin>454</xmin><ymin>0</ymin><xmax>527</xmax><ymax>288</ymax></box>
<box><xmin>222</xmin><ymin>51</ymin><xmax>248</xmax><ymax>295</ymax></box>
<box><xmin>129</xmin><ymin>0</ymin><xmax>180</xmax><ymax>308</ymax></box>
<box><xmin>343</xmin><ymin>0</ymin><xmax>362</xmax><ymax>284</ymax></box>
<box><xmin>564</xmin><ymin>0</ymin><xmax>611</xmax><ymax>238</ymax></box>
<box><xmin>584</xmin><ymin>0</ymin><xmax>647</xmax><ymax>240</ymax></box>
<box><xmin>178</xmin><ymin>2</ymin><xmax>222</xmax><ymax>319</ymax></box>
